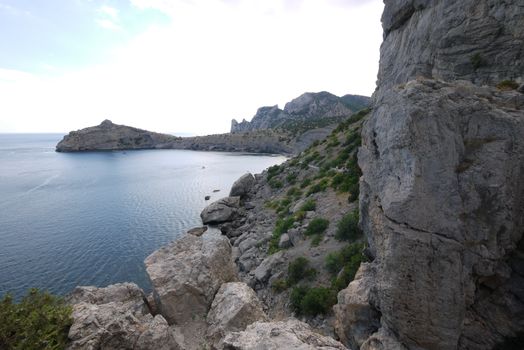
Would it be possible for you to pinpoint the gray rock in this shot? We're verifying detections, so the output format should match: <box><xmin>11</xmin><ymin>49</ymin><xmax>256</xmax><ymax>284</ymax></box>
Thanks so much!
<box><xmin>206</xmin><ymin>282</ymin><xmax>268</xmax><ymax>348</ymax></box>
<box><xmin>287</xmin><ymin>228</ymin><xmax>302</xmax><ymax>246</ymax></box>
<box><xmin>220</xmin><ymin>318</ymin><xmax>348</xmax><ymax>350</ymax></box>
<box><xmin>229</xmin><ymin>173</ymin><xmax>255</xmax><ymax>198</ymax></box>
<box><xmin>278</xmin><ymin>233</ymin><xmax>292</xmax><ymax>249</ymax></box>
<box><xmin>359</xmin><ymin>78</ymin><xmax>524</xmax><ymax>349</ymax></box>
<box><xmin>334</xmin><ymin>263</ymin><xmax>380</xmax><ymax>349</ymax></box>
<box><xmin>144</xmin><ymin>231</ymin><xmax>237</xmax><ymax>348</ymax></box>
<box><xmin>200</xmin><ymin>197</ymin><xmax>241</xmax><ymax>225</ymax></box>
<box><xmin>187</xmin><ymin>226</ymin><xmax>208</xmax><ymax>236</ymax></box>
<box><xmin>67</xmin><ymin>283</ymin><xmax>179</xmax><ymax>350</ymax></box>
<box><xmin>253</xmin><ymin>251</ymin><xmax>286</xmax><ymax>284</ymax></box>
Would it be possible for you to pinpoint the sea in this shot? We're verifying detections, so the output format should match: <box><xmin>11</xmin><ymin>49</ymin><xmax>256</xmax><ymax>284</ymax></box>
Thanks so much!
<box><xmin>0</xmin><ymin>133</ymin><xmax>286</xmax><ymax>300</ymax></box>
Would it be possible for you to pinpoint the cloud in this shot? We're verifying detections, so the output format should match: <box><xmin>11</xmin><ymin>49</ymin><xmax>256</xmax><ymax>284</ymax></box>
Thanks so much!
<box><xmin>96</xmin><ymin>5</ymin><xmax>121</xmax><ymax>31</ymax></box>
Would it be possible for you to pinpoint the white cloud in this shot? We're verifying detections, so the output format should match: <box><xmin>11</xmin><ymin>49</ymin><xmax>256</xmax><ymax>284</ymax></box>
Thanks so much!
<box><xmin>0</xmin><ymin>0</ymin><xmax>384</xmax><ymax>133</ymax></box>
<box><xmin>99</xmin><ymin>5</ymin><xmax>119</xmax><ymax>20</ymax></box>
<box><xmin>96</xmin><ymin>18</ymin><xmax>122</xmax><ymax>31</ymax></box>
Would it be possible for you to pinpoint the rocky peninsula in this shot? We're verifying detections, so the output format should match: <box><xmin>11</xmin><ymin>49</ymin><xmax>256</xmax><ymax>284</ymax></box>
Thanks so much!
<box><xmin>62</xmin><ymin>0</ymin><xmax>523</xmax><ymax>349</ymax></box>
<box><xmin>56</xmin><ymin>92</ymin><xmax>370</xmax><ymax>155</ymax></box>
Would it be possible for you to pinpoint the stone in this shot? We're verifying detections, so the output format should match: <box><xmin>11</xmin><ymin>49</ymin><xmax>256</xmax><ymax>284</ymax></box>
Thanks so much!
<box><xmin>333</xmin><ymin>263</ymin><xmax>380</xmax><ymax>349</ymax></box>
<box><xmin>187</xmin><ymin>226</ymin><xmax>208</xmax><ymax>236</ymax></box>
<box><xmin>200</xmin><ymin>196</ymin><xmax>241</xmax><ymax>225</ymax></box>
<box><xmin>278</xmin><ymin>233</ymin><xmax>292</xmax><ymax>249</ymax></box>
<box><xmin>287</xmin><ymin>228</ymin><xmax>302</xmax><ymax>246</ymax></box>
<box><xmin>205</xmin><ymin>195</ymin><xmax>211</xmax><ymax>200</ymax></box>
<box><xmin>253</xmin><ymin>251</ymin><xmax>286</xmax><ymax>284</ymax></box>
<box><xmin>220</xmin><ymin>318</ymin><xmax>348</xmax><ymax>350</ymax></box>
<box><xmin>144</xmin><ymin>231</ymin><xmax>237</xmax><ymax>348</ymax></box>
<box><xmin>206</xmin><ymin>282</ymin><xmax>268</xmax><ymax>348</ymax></box>
<box><xmin>229</xmin><ymin>173</ymin><xmax>256</xmax><ymax>198</ymax></box>
<box><xmin>66</xmin><ymin>283</ymin><xmax>179</xmax><ymax>350</ymax></box>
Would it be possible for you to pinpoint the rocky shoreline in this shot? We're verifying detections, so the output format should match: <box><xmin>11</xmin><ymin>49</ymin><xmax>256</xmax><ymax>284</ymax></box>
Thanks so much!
<box><xmin>65</xmin><ymin>169</ymin><xmax>351</xmax><ymax>349</ymax></box>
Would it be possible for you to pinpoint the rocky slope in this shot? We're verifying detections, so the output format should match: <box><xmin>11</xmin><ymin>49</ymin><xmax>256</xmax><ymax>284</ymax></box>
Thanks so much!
<box><xmin>335</xmin><ymin>1</ymin><xmax>524</xmax><ymax>350</ymax></box>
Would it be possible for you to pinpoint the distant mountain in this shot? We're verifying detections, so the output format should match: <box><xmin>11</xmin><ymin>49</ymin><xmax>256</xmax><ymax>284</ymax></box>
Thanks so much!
<box><xmin>230</xmin><ymin>92</ymin><xmax>370</xmax><ymax>134</ymax></box>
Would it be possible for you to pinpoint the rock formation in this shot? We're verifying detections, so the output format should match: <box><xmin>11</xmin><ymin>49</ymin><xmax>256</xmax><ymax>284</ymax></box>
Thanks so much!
<box><xmin>229</xmin><ymin>173</ymin><xmax>256</xmax><ymax>198</ymax></box>
<box><xmin>66</xmin><ymin>283</ymin><xmax>179</xmax><ymax>350</ymax></box>
<box><xmin>333</xmin><ymin>1</ymin><xmax>524</xmax><ymax>349</ymax></box>
<box><xmin>56</xmin><ymin>120</ymin><xmax>178</xmax><ymax>152</ymax></box>
<box><xmin>221</xmin><ymin>318</ymin><xmax>348</xmax><ymax>350</ymax></box>
<box><xmin>200</xmin><ymin>196</ymin><xmax>242</xmax><ymax>225</ymax></box>
<box><xmin>231</xmin><ymin>91</ymin><xmax>370</xmax><ymax>134</ymax></box>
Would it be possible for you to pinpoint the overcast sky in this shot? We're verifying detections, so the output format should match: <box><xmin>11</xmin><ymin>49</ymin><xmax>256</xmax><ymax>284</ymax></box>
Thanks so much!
<box><xmin>0</xmin><ymin>0</ymin><xmax>384</xmax><ymax>135</ymax></box>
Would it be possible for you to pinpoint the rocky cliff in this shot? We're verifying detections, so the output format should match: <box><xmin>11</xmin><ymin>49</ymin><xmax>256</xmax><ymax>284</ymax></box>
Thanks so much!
<box><xmin>335</xmin><ymin>1</ymin><xmax>524</xmax><ymax>349</ymax></box>
<box><xmin>56</xmin><ymin>120</ymin><xmax>179</xmax><ymax>152</ymax></box>
<box><xmin>230</xmin><ymin>92</ymin><xmax>370</xmax><ymax>134</ymax></box>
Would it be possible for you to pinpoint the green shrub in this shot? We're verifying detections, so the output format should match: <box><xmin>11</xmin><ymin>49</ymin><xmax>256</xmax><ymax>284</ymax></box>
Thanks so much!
<box><xmin>326</xmin><ymin>242</ymin><xmax>366</xmax><ymax>291</ymax></box>
<box><xmin>290</xmin><ymin>286</ymin><xmax>336</xmax><ymax>316</ymax></box>
<box><xmin>268</xmin><ymin>217</ymin><xmax>296</xmax><ymax>254</ymax></box>
<box><xmin>269</xmin><ymin>179</ymin><xmax>283</xmax><ymax>189</ymax></box>
<box><xmin>267</xmin><ymin>164</ymin><xmax>282</xmax><ymax>180</ymax></box>
<box><xmin>305</xmin><ymin>218</ymin><xmax>330</xmax><ymax>237</ymax></box>
<box><xmin>287</xmin><ymin>257</ymin><xmax>317</xmax><ymax>285</ymax></box>
<box><xmin>336</xmin><ymin>209</ymin><xmax>361</xmax><ymax>241</ymax></box>
<box><xmin>496</xmin><ymin>80</ymin><xmax>519</xmax><ymax>91</ymax></box>
<box><xmin>0</xmin><ymin>289</ymin><xmax>72</xmax><ymax>350</ymax></box>
<box><xmin>271</xmin><ymin>279</ymin><xmax>288</xmax><ymax>293</ymax></box>
<box><xmin>287</xmin><ymin>187</ymin><xmax>302</xmax><ymax>198</ymax></box>
<box><xmin>306</xmin><ymin>179</ymin><xmax>329</xmax><ymax>196</ymax></box>
<box><xmin>300</xmin><ymin>178</ymin><xmax>312</xmax><ymax>189</ymax></box>
<box><xmin>300</xmin><ymin>199</ymin><xmax>316</xmax><ymax>212</ymax></box>
<box><xmin>286</xmin><ymin>173</ymin><xmax>297</xmax><ymax>184</ymax></box>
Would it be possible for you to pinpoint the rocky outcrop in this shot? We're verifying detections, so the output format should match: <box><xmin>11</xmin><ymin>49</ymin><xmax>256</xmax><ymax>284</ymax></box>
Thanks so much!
<box><xmin>144</xmin><ymin>230</ymin><xmax>237</xmax><ymax>348</ymax></box>
<box><xmin>201</xmin><ymin>196</ymin><xmax>242</xmax><ymax>225</ymax></box>
<box><xmin>206</xmin><ymin>282</ymin><xmax>268</xmax><ymax>348</ymax></box>
<box><xmin>66</xmin><ymin>283</ymin><xmax>178</xmax><ymax>350</ymax></box>
<box><xmin>345</xmin><ymin>1</ymin><xmax>524</xmax><ymax>349</ymax></box>
<box><xmin>56</xmin><ymin>120</ymin><xmax>178</xmax><ymax>152</ymax></box>
<box><xmin>221</xmin><ymin>318</ymin><xmax>348</xmax><ymax>350</ymax></box>
<box><xmin>231</xmin><ymin>91</ymin><xmax>369</xmax><ymax>134</ymax></box>
<box><xmin>229</xmin><ymin>173</ymin><xmax>256</xmax><ymax>198</ymax></box>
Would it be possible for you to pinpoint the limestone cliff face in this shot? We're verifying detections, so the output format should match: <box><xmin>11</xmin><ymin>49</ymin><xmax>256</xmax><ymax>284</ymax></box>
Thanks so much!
<box><xmin>56</xmin><ymin>120</ymin><xmax>178</xmax><ymax>152</ymax></box>
<box><xmin>231</xmin><ymin>92</ymin><xmax>370</xmax><ymax>133</ymax></box>
<box><xmin>339</xmin><ymin>1</ymin><xmax>524</xmax><ymax>349</ymax></box>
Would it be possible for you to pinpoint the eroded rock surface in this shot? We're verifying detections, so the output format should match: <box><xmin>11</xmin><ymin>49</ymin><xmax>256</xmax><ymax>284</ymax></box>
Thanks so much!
<box><xmin>220</xmin><ymin>318</ymin><xmax>348</xmax><ymax>350</ymax></box>
<box><xmin>206</xmin><ymin>282</ymin><xmax>267</xmax><ymax>348</ymax></box>
<box><xmin>229</xmin><ymin>173</ymin><xmax>256</xmax><ymax>198</ymax></box>
<box><xmin>67</xmin><ymin>283</ymin><xmax>178</xmax><ymax>350</ymax></box>
<box><xmin>144</xmin><ymin>231</ymin><xmax>237</xmax><ymax>349</ymax></box>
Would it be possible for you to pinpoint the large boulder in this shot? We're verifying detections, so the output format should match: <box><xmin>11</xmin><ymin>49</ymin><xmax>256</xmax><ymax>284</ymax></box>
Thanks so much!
<box><xmin>66</xmin><ymin>283</ymin><xmax>178</xmax><ymax>350</ymax></box>
<box><xmin>200</xmin><ymin>196</ymin><xmax>241</xmax><ymax>225</ymax></box>
<box><xmin>144</xmin><ymin>231</ymin><xmax>237</xmax><ymax>348</ymax></box>
<box><xmin>220</xmin><ymin>318</ymin><xmax>348</xmax><ymax>350</ymax></box>
<box><xmin>229</xmin><ymin>173</ymin><xmax>255</xmax><ymax>198</ymax></box>
<box><xmin>333</xmin><ymin>263</ymin><xmax>380</xmax><ymax>349</ymax></box>
<box><xmin>206</xmin><ymin>282</ymin><xmax>267</xmax><ymax>348</ymax></box>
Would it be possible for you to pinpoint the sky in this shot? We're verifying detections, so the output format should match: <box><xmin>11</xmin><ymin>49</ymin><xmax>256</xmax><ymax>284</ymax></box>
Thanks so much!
<box><xmin>0</xmin><ymin>0</ymin><xmax>384</xmax><ymax>135</ymax></box>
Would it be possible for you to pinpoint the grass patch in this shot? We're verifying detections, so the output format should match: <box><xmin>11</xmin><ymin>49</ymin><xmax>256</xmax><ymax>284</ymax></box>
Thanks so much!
<box><xmin>305</xmin><ymin>217</ymin><xmax>329</xmax><ymax>246</ymax></box>
<box><xmin>300</xmin><ymin>178</ymin><xmax>312</xmax><ymax>189</ymax></box>
<box><xmin>0</xmin><ymin>289</ymin><xmax>72</xmax><ymax>350</ymax></box>
<box><xmin>300</xmin><ymin>199</ymin><xmax>316</xmax><ymax>212</ymax></box>
<box><xmin>306</xmin><ymin>179</ymin><xmax>329</xmax><ymax>196</ymax></box>
<box><xmin>496</xmin><ymin>80</ymin><xmax>519</xmax><ymax>91</ymax></box>
<box><xmin>267</xmin><ymin>164</ymin><xmax>282</xmax><ymax>180</ymax></box>
<box><xmin>287</xmin><ymin>257</ymin><xmax>317</xmax><ymax>285</ymax></box>
<box><xmin>269</xmin><ymin>178</ymin><xmax>283</xmax><ymax>189</ymax></box>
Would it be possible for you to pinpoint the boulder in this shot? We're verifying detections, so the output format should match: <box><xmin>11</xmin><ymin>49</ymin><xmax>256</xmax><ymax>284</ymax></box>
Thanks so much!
<box><xmin>220</xmin><ymin>318</ymin><xmax>348</xmax><ymax>350</ymax></box>
<box><xmin>333</xmin><ymin>263</ymin><xmax>380</xmax><ymax>349</ymax></box>
<box><xmin>206</xmin><ymin>282</ymin><xmax>267</xmax><ymax>348</ymax></box>
<box><xmin>144</xmin><ymin>231</ymin><xmax>237</xmax><ymax>325</ymax></box>
<box><xmin>253</xmin><ymin>251</ymin><xmax>286</xmax><ymax>284</ymax></box>
<box><xmin>200</xmin><ymin>197</ymin><xmax>241</xmax><ymax>225</ymax></box>
<box><xmin>229</xmin><ymin>173</ymin><xmax>256</xmax><ymax>198</ymax></box>
<box><xmin>278</xmin><ymin>233</ymin><xmax>292</xmax><ymax>249</ymax></box>
<box><xmin>66</xmin><ymin>283</ymin><xmax>179</xmax><ymax>350</ymax></box>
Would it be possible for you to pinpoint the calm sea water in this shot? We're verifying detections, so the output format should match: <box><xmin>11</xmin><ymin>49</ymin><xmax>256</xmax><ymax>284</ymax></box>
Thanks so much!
<box><xmin>0</xmin><ymin>134</ymin><xmax>285</xmax><ymax>300</ymax></box>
